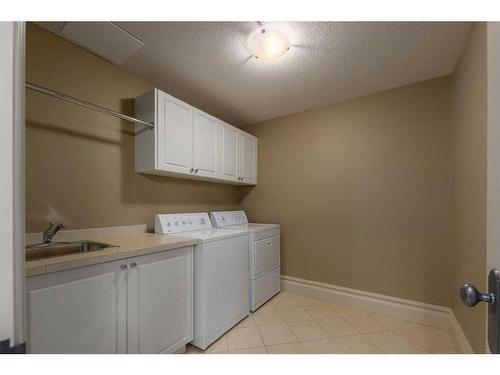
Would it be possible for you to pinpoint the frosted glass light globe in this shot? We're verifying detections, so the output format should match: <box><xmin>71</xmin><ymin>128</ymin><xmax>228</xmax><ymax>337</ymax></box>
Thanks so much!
<box><xmin>248</xmin><ymin>29</ymin><xmax>290</xmax><ymax>60</ymax></box>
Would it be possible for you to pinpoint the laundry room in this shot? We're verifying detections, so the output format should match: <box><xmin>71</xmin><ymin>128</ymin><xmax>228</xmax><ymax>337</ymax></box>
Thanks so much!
<box><xmin>2</xmin><ymin>2</ymin><xmax>500</xmax><ymax>367</ymax></box>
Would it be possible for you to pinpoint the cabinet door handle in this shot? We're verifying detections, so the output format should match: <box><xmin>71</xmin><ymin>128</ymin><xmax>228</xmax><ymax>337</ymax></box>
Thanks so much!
<box><xmin>266</xmin><ymin>241</ymin><xmax>272</xmax><ymax>246</ymax></box>
<box><xmin>120</xmin><ymin>264</ymin><xmax>128</xmax><ymax>271</ymax></box>
<box><xmin>195</xmin><ymin>169</ymin><xmax>198</xmax><ymax>174</ymax></box>
<box><xmin>190</xmin><ymin>168</ymin><xmax>194</xmax><ymax>173</ymax></box>
<box><xmin>130</xmin><ymin>262</ymin><xmax>137</xmax><ymax>268</ymax></box>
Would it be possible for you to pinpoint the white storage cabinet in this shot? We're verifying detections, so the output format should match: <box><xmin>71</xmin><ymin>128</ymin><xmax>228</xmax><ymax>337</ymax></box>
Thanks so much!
<box><xmin>135</xmin><ymin>88</ymin><xmax>257</xmax><ymax>185</ymax></box>
<box><xmin>27</xmin><ymin>246</ymin><xmax>193</xmax><ymax>354</ymax></box>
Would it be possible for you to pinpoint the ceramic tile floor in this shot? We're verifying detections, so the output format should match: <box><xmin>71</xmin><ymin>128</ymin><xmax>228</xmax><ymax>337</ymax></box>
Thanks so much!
<box><xmin>186</xmin><ymin>292</ymin><xmax>458</xmax><ymax>354</ymax></box>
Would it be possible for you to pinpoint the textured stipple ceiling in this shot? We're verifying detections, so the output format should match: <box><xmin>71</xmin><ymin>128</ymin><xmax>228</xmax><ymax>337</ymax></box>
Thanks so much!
<box><xmin>37</xmin><ymin>22</ymin><xmax>471</xmax><ymax>127</ymax></box>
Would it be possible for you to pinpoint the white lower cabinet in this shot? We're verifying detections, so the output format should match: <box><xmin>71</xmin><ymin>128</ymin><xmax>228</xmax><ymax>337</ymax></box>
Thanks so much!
<box><xmin>27</xmin><ymin>259</ymin><xmax>127</xmax><ymax>354</ymax></box>
<box><xmin>126</xmin><ymin>248</ymin><xmax>193</xmax><ymax>354</ymax></box>
<box><xmin>27</xmin><ymin>246</ymin><xmax>193</xmax><ymax>354</ymax></box>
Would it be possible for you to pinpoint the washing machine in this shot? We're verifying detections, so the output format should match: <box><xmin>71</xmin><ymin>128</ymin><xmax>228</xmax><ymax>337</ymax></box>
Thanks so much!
<box><xmin>209</xmin><ymin>210</ymin><xmax>280</xmax><ymax>311</ymax></box>
<box><xmin>155</xmin><ymin>212</ymin><xmax>249</xmax><ymax>349</ymax></box>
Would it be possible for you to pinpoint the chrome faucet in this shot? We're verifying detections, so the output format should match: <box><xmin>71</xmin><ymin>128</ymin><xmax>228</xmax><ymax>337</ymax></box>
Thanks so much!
<box><xmin>42</xmin><ymin>222</ymin><xmax>66</xmax><ymax>244</ymax></box>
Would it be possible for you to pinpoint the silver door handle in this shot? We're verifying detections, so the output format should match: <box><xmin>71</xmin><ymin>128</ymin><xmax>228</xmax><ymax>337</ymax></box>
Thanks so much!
<box><xmin>120</xmin><ymin>264</ymin><xmax>128</xmax><ymax>271</ymax></box>
<box><xmin>461</xmin><ymin>269</ymin><xmax>500</xmax><ymax>354</ymax></box>
<box><xmin>130</xmin><ymin>262</ymin><xmax>137</xmax><ymax>268</ymax></box>
<box><xmin>195</xmin><ymin>169</ymin><xmax>198</xmax><ymax>174</ymax></box>
<box><xmin>266</xmin><ymin>241</ymin><xmax>272</xmax><ymax>246</ymax></box>
<box><xmin>460</xmin><ymin>283</ymin><xmax>496</xmax><ymax>306</ymax></box>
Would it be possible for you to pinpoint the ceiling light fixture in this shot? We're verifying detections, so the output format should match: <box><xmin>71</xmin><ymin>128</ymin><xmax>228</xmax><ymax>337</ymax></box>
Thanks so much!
<box><xmin>248</xmin><ymin>29</ymin><xmax>290</xmax><ymax>60</ymax></box>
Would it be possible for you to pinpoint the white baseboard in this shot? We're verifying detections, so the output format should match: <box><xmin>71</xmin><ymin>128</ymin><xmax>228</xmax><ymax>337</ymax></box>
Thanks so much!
<box><xmin>281</xmin><ymin>275</ymin><xmax>474</xmax><ymax>353</ymax></box>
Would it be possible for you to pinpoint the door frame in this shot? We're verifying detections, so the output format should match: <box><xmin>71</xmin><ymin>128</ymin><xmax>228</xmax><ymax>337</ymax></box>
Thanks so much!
<box><xmin>0</xmin><ymin>21</ymin><xmax>25</xmax><ymax>347</ymax></box>
<box><xmin>486</xmin><ymin>21</ymin><xmax>500</xmax><ymax>353</ymax></box>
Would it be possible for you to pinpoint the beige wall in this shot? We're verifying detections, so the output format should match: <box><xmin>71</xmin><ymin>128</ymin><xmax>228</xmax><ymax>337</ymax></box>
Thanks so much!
<box><xmin>27</xmin><ymin>22</ymin><xmax>489</xmax><ymax>351</ymax></box>
<box><xmin>450</xmin><ymin>23</ymin><xmax>487</xmax><ymax>353</ymax></box>
<box><xmin>26</xmin><ymin>23</ymin><xmax>241</xmax><ymax>233</ymax></box>
<box><xmin>241</xmin><ymin>77</ymin><xmax>453</xmax><ymax>307</ymax></box>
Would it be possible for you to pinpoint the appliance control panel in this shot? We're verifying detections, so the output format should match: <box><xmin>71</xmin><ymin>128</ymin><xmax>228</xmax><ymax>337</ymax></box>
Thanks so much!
<box><xmin>210</xmin><ymin>210</ymin><xmax>248</xmax><ymax>227</ymax></box>
<box><xmin>155</xmin><ymin>212</ymin><xmax>212</xmax><ymax>234</ymax></box>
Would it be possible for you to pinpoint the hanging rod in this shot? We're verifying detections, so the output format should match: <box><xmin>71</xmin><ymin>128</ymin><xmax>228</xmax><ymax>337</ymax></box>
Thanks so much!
<box><xmin>25</xmin><ymin>82</ymin><xmax>154</xmax><ymax>128</ymax></box>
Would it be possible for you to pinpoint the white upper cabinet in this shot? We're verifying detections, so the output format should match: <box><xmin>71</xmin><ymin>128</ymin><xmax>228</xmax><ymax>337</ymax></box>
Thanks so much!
<box><xmin>238</xmin><ymin>131</ymin><xmax>257</xmax><ymax>184</ymax></box>
<box><xmin>135</xmin><ymin>88</ymin><xmax>257</xmax><ymax>185</ymax></box>
<box><xmin>193</xmin><ymin>111</ymin><xmax>219</xmax><ymax>178</ymax></box>
<box><xmin>220</xmin><ymin>122</ymin><xmax>239</xmax><ymax>182</ymax></box>
<box><xmin>157</xmin><ymin>91</ymin><xmax>193</xmax><ymax>174</ymax></box>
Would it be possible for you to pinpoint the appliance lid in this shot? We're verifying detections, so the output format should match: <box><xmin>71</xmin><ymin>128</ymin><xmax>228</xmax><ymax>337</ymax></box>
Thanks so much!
<box><xmin>174</xmin><ymin>228</ymin><xmax>249</xmax><ymax>243</ymax></box>
<box><xmin>210</xmin><ymin>210</ymin><xmax>248</xmax><ymax>227</ymax></box>
<box><xmin>155</xmin><ymin>212</ymin><xmax>212</xmax><ymax>234</ymax></box>
<box><xmin>224</xmin><ymin>223</ymin><xmax>280</xmax><ymax>233</ymax></box>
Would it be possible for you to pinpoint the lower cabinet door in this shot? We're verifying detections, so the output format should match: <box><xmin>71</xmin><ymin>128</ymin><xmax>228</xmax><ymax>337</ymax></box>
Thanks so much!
<box><xmin>126</xmin><ymin>246</ymin><xmax>193</xmax><ymax>354</ymax></box>
<box><xmin>27</xmin><ymin>260</ymin><xmax>127</xmax><ymax>354</ymax></box>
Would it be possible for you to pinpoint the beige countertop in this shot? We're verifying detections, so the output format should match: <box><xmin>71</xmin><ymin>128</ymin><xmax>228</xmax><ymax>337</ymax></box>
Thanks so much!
<box><xmin>26</xmin><ymin>233</ymin><xmax>198</xmax><ymax>277</ymax></box>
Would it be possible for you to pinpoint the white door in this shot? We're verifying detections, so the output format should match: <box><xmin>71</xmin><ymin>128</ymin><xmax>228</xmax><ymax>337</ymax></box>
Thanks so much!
<box><xmin>127</xmin><ymin>247</ymin><xmax>193</xmax><ymax>354</ymax></box>
<box><xmin>239</xmin><ymin>131</ymin><xmax>257</xmax><ymax>184</ymax></box>
<box><xmin>220</xmin><ymin>122</ymin><xmax>239</xmax><ymax>182</ymax></box>
<box><xmin>157</xmin><ymin>91</ymin><xmax>193</xmax><ymax>174</ymax></box>
<box><xmin>487</xmin><ymin>22</ymin><xmax>500</xmax><ymax>353</ymax></box>
<box><xmin>459</xmin><ymin>23</ymin><xmax>500</xmax><ymax>354</ymax></box>
<box><xmin>0</xmin><ymin>21</ymin><xmax>25</xmax><ymax>349</ymax></box>
<box><xmin>193</xmin><ymin>111</ymin><xmax>219</xmax><ymax>178</ymax></box>
<box><xmin>26</xmin><ymin>260</ymin><xmax>127</xmax><ymax>354</ymax></box>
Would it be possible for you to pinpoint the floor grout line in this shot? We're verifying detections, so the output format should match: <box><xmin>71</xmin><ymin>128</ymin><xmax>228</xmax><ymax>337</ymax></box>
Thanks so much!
<box><xmin>190</xmin><ymin>291</ymin><xmax>458</xmax><ymax>354</ymax></box>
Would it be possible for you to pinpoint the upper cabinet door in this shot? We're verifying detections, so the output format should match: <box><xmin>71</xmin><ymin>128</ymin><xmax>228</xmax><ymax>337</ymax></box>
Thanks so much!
<box><xmin>239</xmin><ymin>131</ymin><xmax>257</xmax><ymax>184</ymax></box>
<box><xmin>156</xmin><ymin>91</ymin><xmax>193</xmax><ymax>174</ymax></box>
<box><xmin>193</xmin><ymin>111</ymin><xmax>219</xmax><ymax>178</ymax></box>
<box><xmin>220</xmin><ymin>122</ymin><xmax>239</xmax><ymax>182</ymax></box>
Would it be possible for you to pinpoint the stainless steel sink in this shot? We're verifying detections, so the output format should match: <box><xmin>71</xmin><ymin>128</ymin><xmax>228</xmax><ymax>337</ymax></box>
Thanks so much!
<box><xmin>26</xmin><ymin>241</ymin><xmax>117</xmax><ymax>261</ymax></box>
